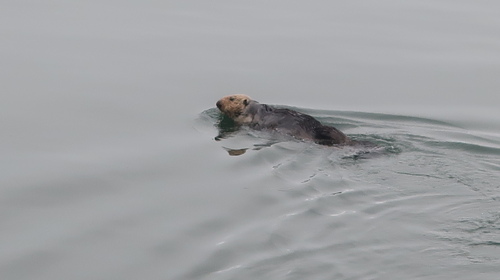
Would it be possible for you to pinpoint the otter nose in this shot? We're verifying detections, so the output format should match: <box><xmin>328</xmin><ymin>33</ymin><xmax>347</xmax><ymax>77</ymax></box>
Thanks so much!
<box><xmin>216</xmin><ymin>100</ymin><xmax>222</xmax><ymax>109</ymax></box>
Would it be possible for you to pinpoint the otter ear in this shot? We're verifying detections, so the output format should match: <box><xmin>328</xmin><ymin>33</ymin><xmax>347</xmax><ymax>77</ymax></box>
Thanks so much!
<box><xmin>243</xmin><ymin>99</ymin><xmax>249</xmax><ymax>106</ymax></box>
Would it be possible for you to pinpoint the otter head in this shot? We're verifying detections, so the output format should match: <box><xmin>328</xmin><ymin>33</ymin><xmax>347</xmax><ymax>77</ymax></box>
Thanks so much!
<box><xmin>216</xmin><ymin>94</ymin><xmax>255</xmax><ymax>124</ymax></box>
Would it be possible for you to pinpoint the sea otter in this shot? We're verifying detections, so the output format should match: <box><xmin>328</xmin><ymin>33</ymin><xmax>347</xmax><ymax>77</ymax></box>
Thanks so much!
<box><xmin>216</xmin><ymin>94</ymin><xmax>351</xmax><ymax>146</ymax></box>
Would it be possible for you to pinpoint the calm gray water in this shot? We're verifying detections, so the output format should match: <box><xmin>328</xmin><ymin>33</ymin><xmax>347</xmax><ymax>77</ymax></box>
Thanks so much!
<box><xmin>2</xmin><ymin>1</ymin><xmax>500</xmax><ymax>279</ymax></box>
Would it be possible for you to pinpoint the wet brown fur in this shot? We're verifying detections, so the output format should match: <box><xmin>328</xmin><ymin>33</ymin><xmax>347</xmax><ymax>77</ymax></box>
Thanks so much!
<box><xmin>216</xmin><ymin>94</ymin><xmax>253</xmax><ymax>123</ymax></box>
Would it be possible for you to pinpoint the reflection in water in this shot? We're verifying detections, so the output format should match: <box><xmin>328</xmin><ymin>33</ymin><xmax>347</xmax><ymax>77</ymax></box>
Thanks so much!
<box><xmin>224</xmin><ymin>147</ymin><xmax>247</xmax><ymax>156</ymax></box>
<box><xmin>204</xmin><ymin>107</ymin><xmax>399</xmax><ymax>158</ymax></box>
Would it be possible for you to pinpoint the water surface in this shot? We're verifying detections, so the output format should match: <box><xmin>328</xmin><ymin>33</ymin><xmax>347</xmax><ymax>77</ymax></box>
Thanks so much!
<box><xmin>1</xmin><ymin>1</ymin><xmax>500</xmax><ymax>279</ymax></box>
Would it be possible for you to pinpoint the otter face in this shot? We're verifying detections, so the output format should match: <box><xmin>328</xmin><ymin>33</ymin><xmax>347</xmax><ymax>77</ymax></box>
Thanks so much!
<box><xmin>216</xmin><ymin>94</ymin><xmax>252</xmax><ymax>123</ymax></box>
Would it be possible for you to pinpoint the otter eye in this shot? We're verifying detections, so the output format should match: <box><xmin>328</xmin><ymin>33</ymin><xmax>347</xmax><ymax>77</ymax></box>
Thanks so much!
<box><xmin>229</xmin><ymin>97</ymin><xmax>235</xmax><ymax>101</ymax></box>
<box><xmin>243</xmin><ymin>99</ymin><xmax>249</xmax><ymax>106</ymax></box>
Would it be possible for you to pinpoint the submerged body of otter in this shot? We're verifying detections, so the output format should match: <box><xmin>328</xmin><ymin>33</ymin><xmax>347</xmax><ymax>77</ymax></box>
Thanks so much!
<box><xmin>216</xmin><ymin>94</ymin><xmax>351</xmax><ymax>146</ymax></box>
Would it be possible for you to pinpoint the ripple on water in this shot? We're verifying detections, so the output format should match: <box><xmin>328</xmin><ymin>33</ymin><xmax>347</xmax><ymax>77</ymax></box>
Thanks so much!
<box><xmin>192</xmin><ymin>107</ymin><xmax>500</xmax><ymax>279</ymax></box>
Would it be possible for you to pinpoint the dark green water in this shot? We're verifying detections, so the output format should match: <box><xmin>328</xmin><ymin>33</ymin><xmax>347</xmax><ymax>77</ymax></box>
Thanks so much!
<box><xmin>2</xmin><ymin>1</ymin><xmax>500</xmax><ymax>279</ymax></box>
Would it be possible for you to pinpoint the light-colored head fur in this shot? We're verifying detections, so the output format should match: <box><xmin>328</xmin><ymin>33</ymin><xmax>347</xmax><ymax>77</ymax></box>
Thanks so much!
<box><xmin>216</xmin><ymin>94</ymin><xmax>256</xmax><ymax>124</ymax></box>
